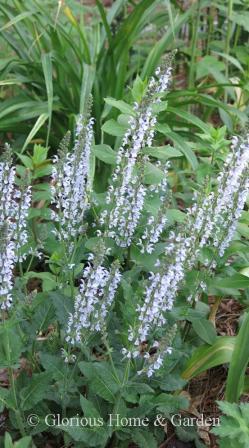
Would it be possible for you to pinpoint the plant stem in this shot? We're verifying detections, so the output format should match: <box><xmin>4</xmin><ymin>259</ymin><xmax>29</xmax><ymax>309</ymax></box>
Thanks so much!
<box><xmin>209</xmin><ymin>296</ymin><xmax>222</xmax><ymax>327</ymax></box>
<box><xmin>224</xmin><ymin>0</ymin><xmax>234</xmax><ymax>102</ymax></box>
<box><xmin>188</xmin><ymin>0</ymin><xmax>201</xmax><ymax>90</ymax></box>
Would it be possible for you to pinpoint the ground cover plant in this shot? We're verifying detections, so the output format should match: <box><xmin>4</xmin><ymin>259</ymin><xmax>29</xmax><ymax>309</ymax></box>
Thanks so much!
<box><xmin>0</xmin><ymin>1</ymin><xmax>249</xmax><ymax>448</ymax></box>
<box><xmin>0</xmin><ymin>52</ymin><xmax>249</xmax><ymax>448</ymax></box>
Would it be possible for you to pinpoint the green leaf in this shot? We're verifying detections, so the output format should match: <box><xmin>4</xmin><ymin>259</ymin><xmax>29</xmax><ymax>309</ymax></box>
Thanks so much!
<box><xmin>79</xmin><ymin>361</ymin><xmax>120</xmax><ymax>403</ymax></box>
<box><xmin>154</xmin><ymin>393</ymin><xmax>189</xmax><ymax>415</ymax></box>
<box><xmin>39</xmin><ymin>353</ymin><xmax>67</xmax><ymax>381</ymax></box>
<box><xmin>0</xmin><ymin>11</ymin><xmax>34</xmax><ymax>32</ymax></box>
<box><xmin>212</xmin><ymin>401</ymin><xmax>249</xmax><ymax>446</ymax></box>
<box><xmin>132</xmin><ymin>430</ymin><xmax>157</xmax><ymax>448</ymax></box>
<box><xmin>192</xmin><ymin>318</ymin><xmax>217</xmax><ymax>345</ymax></box>
<box><xmin>23</xmin><ymin>271</ymin><xmax>57</xmax><ymax>292</ymax></box>
<box><xmin>0</xmin><ymin>325</ymin><xmax>24</xmax><ymax>368</ymax></box>
<box><xmin>142</xmin><ymin>145</ymin><xmax>183</xmax><ymax>160</ymax></box>
<box><xmin>157</xmin><ymin>124</ymin><xmax>198</xmax><ymax>169</ymax></box>
<box><xmin>32</xmin><ymin>145</ymin><xmax>48</xmax><ymax>166</ymax></box>
<box><xmin>182</xmin><ymin>337</ymin><xmax>235</xmax><ymax>380</ymax></box>
<box><xmin>232</xmin><ymin>12</ymin><xmax>249</xmax><ymax>32</ymax></box>
<box><xmin>80</xmin><ymin>395</ymin><xmax>101</xmax><ymax>419</ymax></box>
<box><xmin>131</xmin><ymin>76</ymin><xmax>147</xmax><ymax>102</ymax></box>
<box><xmin>225</xmin><ymin>312</ymin><xmax>249</xmax><ymax>402</ymax></box>
<box><xmin>41</xmin><ymin>53</ymin><xmax>53</xmax><ymax>147</ymax></box>
<box><xmin>60</xmin><ymin>424</ymin><xmax>109</xmax><ymax>446</ymax></box>
<box><xmin>20</xmin><ymin>372</ymin><xmax>51</xmax><ymax>410</ymax></box>
<box><xmin>50</xmin><ymin>291</ymin><xmax>74</xmax><ymax>326</ymax></box>
<box><xmin>16</xmin><ymin>154</ymin><xmax>33</xmax><ymax>169</ymax></box>
<box><xmin>4</xmin><ymin>432</ymin><xmax>13</xmax><ymax>448</ymax></box>
<box><xmin>166</xmin><ymin>209</ymin><xmax>186</xmax><ymax>224</ymax></box>
<box><xmin>94</xmin><ymin>144</ymin><xmax>116</xmax><ymax>165</ymax></box>
<box><xmin>102</xmin><ymin>119</ymin><xmax>127</xmax><ymax>136</ymax></box>
<box><xmin>166</xmin><ymin>106</ymin><xmax>210</xmax><ymax>133</ymax></box>
<box><xmin>0</xmin><ymin>387</ymin><xmax>13</xmax><ymax>412</ymax></box>
<box><xmin>143</xmin><ymin>162</ymin><xmax>164</xmax><ymax>184</ymax></box>
<box><xmin>14</xmin><ymin>436</ymin><xmax>33</xmax><ymax>448</ymax></box>
<box><xmin>210</xmin><ymin>274</ymin><xmax>249</xmax><ymax>292</ymax></box>
<box><xmin>141</xmin><ymin>6</ymin><xmax>194</xmax><ymax>77</ymax></box>
<box><xmin>21</xmin><ymin>114</ymin><xmax>48</xmax><ymax>154</ymax></box>
<box><xmin>104</xmin><ymin>97</ymin><xmax>134</xmax><ymax>115</ymax></box>
<box><xmin>196</xmin><ymin>55</ymin><xmax>225</xmax><ymax>80</ymax></box>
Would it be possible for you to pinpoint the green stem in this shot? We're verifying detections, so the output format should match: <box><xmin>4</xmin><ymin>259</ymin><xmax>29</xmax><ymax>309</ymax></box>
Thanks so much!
<box><xmin>224</xmin><ymin>0</ymin><xmax>234</xmax><ymax>102</ymax></box>
<box><xmin>188</xmin><ymin>0</ymin><xmax>201</xmax><ymax>90</ymax></box>
<box><xmin>102</xmin><ymin>334</ymin><xmax>121</xmax><ymax>385</ymax></box>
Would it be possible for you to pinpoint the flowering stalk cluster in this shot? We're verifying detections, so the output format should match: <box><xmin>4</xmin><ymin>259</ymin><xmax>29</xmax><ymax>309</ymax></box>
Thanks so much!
<box><xmin>100</xmin><ymin>58</ymin><xmax>174</xmax><ymax>248</ymax></box>
<box><xmin>66</xmin><ymin>250</ymin><xmax>121</xmax><ymax>345</ymax></box>
<box><xmin>0</xmin><ymin>145</ymin><xmax>32</xmax><ymax>310</ymax></box>
<box><xmin>51</xmin><ymin>113</ymin><xmax>94</xmax><ymax>256</ymax></box>
<box><xmin>137</xmin><ymin>161</ymin><xmax>170</xmax><ymax>254</ymax></box>
<box><xmin>139</xmin><ymin>324</ymin><xmax>177</xmax><ymax>378</ymax></box>
<box><xmin>125</xmin><ymin>133</ymin><xmax>249</xmax><ymax>371</ymax></box>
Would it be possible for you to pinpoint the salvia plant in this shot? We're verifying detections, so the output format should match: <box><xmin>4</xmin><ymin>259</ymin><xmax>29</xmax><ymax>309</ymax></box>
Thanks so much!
<box><xmin>0</xmin><ymin>55</ymin><xmax>249</xmax><ymax>448</ymax></box>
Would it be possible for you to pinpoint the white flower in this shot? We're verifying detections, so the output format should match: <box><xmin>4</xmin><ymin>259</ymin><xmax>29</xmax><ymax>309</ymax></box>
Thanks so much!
<box><xmin>51</xmin><ymin>115</ymin><xmax>94</xmax><ymax>255</ymax></box>
<box><xmin>66</xmin><ymin>258</ymin><xmax>121</xmax><ymax>344</ymax></box>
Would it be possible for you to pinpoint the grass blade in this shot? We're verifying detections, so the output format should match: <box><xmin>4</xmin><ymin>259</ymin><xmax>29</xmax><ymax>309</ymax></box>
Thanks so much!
<box><xmin>225</xmin><ymin>312</ymin><xmax>249</xmax><ymax>402</ymax></box>
<box><xmin>41</xmin><ymin>53</ymin><xmax>53</xmax><ymax>147</ymax></box>
<box><xmin>21</xmin><ymin>113</ymin><xmax>48</xmax><ymax>153</ymax></box>
<box><xmin>182</xmin><ymin>337</ymin><xmax>236</xmax><ymax>380</ymax></box>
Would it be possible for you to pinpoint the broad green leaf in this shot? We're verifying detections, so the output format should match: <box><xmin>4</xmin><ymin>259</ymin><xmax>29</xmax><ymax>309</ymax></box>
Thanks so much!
<box><xmin>154</xmin><ymin>393</ymin><xmax>189</xmax><ymax>415</ymax></box>
<box><xmin>16</xmin><ymin>154</ymin><xmax>33</xmax><ymax>169</ymax></box>
<box><xmin>131</xmin><ymin>76</ymin><xmax>147</xmax><ymax>102</ymax></box>
<box><xmin>182</xmin><ymin>337</ymin><xmax>235</xmax><ymax>380</ymax></box>
<box><xmin>39</xmin><ymin>353</ymin><xmax>67</xmax><ymax>381</ymax></box>
<box><xmin>210</xmin><ymin>274</ymin><xmax>249</xmax><ymax>292</ymax></box>
<box><xmin>142</xmin><ymin>145</ymin><xmax>182</xmax><ymax>159</ymax></box>
<box><xmin>0</xmin><ymin>387</ymin><xmax>13</xmax><ymax>412</ymax></box>
<box><xmin>104</xmin><ymin>97</ymin><xmax>134</xmax><ymax>115</ymax></box>
<box><xmin>23</xmin><ymin>272</ymin><xmax>57</xmax><ymax>292</ymax></box>
<box><xmin>13</xmin><ymin>436</ymin><xmax>32</xmax><ymax>448</ymax></box>
<box><xmin>192</xmin><ymin>319</ymin><xmax>217</xmax><ymax>345</ymax></box>
<box><xmin>166</xmin><ymin>209</ymin><xmax>186</xmax><ymax>224</ymax></box>
<box><xmin>60</xmin><ymin>424</ymin><xmax>110</xmax><ymax>446</ymax></box>
<box><xmin>94</xmin><ymin>144</ymin><xmax>116</xmax><ymax>165</ymax></box>
<box><xmin>132</xmin><ymin>430</ymin><xmax>157</xmax><ymax>448</ymax></box>
<box><xmin>102</xmin><ymin>119</ymin><xmax>127</xmax><ymax>136</ymax></box>
<box><xmin>80</xmin><ymin>395</ymin><xmax>101</xmax><ymax>419</ymax></box>
<box><xmin>50</xmin><ymin>291</ymin><xmax>74</xmax><ymax>326</ymax></box>
<box><xmin>79</xmin><ymin>361</ymin><xmax>120</xmax><ymax>403</ymax></box>
<box><xmin>20</xmin><ymin>372</ymin><xmax>51</xmax><ymax>410</ymax></box>
<box><xmin>196</xmin><ymin>55</ymin><xmax>225</xmax><ymax>80</ymax></box>
<box><xmin>232</xmin><ymin>12</ymin><xmax>249</xmax><ymax>32</ymax></box>
<box><xmin>143</xmin><ymin>162</ymin><xmax>164</xmax><ymax>184</ymax></box>
<box><xmin>240</xmin><ymin>267</ymin><xmax>249</xmax><ymax>278</ymax></box>
<box><xmin>0</xmin><ymin>325</ymin><xmax>24</xmax><ymax>368</ymax></box>
<box><xmin>212</xmin><ymin>401</ymin><xmax>249</xmax><ymax>446</ymax></box>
